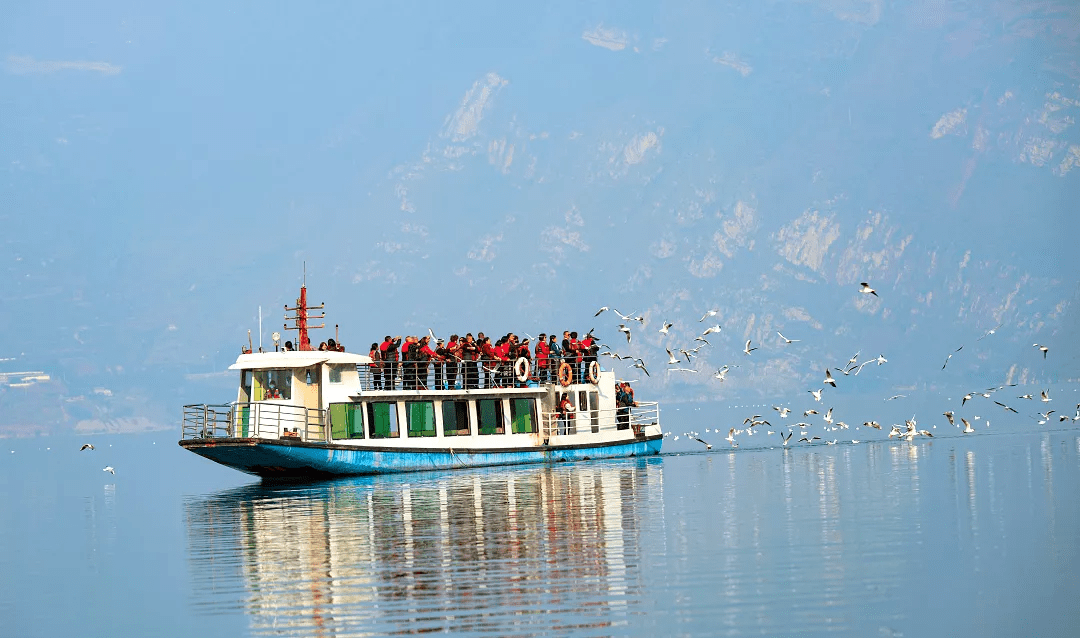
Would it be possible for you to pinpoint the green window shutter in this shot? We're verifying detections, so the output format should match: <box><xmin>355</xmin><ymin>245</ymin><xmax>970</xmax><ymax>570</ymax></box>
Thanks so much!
<box><xmin>407</xmin><ymin>402</ymin><xmax>435</xmax><ymax>437</ymax></box>
<box><xmin>511</xmin><ymin>399</ymin><xmax>534</xmax><ymax>433</ymax></box>
<box><xmin>346</xmin><ymin>404</ymin><xmax>362</xmax><ymax>438</ymax></box>
<box><xmin>369</xmin><ymin>403</ymin><xmax>392</xmax><ymax>438</ymax></box>
<box><xmin>330</xmin><ymin>404</ymin><xmax>348</xmax><ymax>439</ymax></box>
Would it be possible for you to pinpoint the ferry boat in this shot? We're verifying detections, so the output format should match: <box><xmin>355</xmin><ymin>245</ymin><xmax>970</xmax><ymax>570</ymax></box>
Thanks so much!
<box><xmin>178</xmin><ymin>285</ymin><xmax>663</xmax><ymax>478</ymax></box>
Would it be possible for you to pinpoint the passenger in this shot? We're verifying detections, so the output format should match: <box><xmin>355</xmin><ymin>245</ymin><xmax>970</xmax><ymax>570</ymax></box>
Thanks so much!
<box><xmin>446</xmin><ymin>335</ymin><xmax>461</xmax><ymax>389</ymax></box>
<box><xmin>548</xmin><ymin>334</ymin><xmax>563</xmax><ymax>383</ymax></box>
<box><xmin>535</xmin><ymin>333</ymin><xmax>549</xmax><ymax>383</ymax></box>
<box><xmin>562</xmin><ymin>331</ymin><xmax>577</xmax><ymax>384</ymax></box>
<box><xmin>461</xmin><ymin>333</ymin><xmax>479</xmax><ymax>389</ymax></box>
<box><xmin>368</xmin><ymin>342</ymin><xmax>382</xmax><ymax>390</ymax></box>
<box><xmin>433</xmin><ymin>338</ymin><xmax>449</xmax><ymax>390</ymax></box>
<box><xmin>318</xmin><ymin>341</ymin><xmax>328</xmax><ymax>351</ymax></box>
<box><xmin>616</xmin><ymin>382</ymin><xmax>638</xmax><ymax>432</ymax></box>
<box><xmin>579</xmin><ymin>333</ymin><xmax>595</xmax><ymax>383</ymax></box>
<box><xmin>327</xmin><ymin>338</ymin><xmax>343</xmax><ymax>352</ymax></box>
<box><xmin>283</xmin><ymin>340</ymin><xmax>294</xmax><ymax>351</ymax></box>
<box><xmin>480</xmin><ymin>336</ymin><xmax>497</xmax><ymax>388</ymax></box>
<box><xmin>418</xmin><ymin>336</ymin><xmax>439</xmax><ymax>389</ymax></box>
<box><xmin>380</xmin><ymin>336</ymin><xmax>401</xmax><ymax>390</ymax></box>
<box><xmin>557</xmin><ymin>392</ymin><xmax>575</xmax><ymax>435</ymax></box>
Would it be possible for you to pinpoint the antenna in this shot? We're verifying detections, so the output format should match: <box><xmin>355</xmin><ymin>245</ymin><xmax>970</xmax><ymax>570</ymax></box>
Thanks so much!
<box><xmin>284</xmin><ymin>274</ymin><xmax>325</xmax><ymax>351</ymax></box>
<box><xmin>258</xmin><ymin>306</ymin><xmax>263</xmax><ymax>351</ymax></box>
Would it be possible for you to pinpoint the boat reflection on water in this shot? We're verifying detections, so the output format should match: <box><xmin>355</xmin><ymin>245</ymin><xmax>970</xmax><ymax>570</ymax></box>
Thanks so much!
<box><xmin>184</xmin><ymin>459</ymin><xmax>664</xmax><ymax>636</ymax></box>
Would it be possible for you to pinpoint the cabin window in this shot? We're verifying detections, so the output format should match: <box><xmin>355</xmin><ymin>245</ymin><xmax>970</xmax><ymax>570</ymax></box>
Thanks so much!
<box><xmin>442</xmin><ymin>400</ymin><xmax>470</xmax><ymax>436</ymax></box>
<box><xmin>328</xmin><ymin>365</ymin><xmax>342</xmax><ymax>384</ymax></box>
<box><xmin>477</xmin><ymin>399</ymin><xmax>504</xmax><ymax>435</ymax></box>
<box><xmin>367</xmin><ymin>402</ymin><xmax>399</xmax><ymax>439</ymax></box>
<box><xmin>510</xmin><ymin>398</ymin><xmax>537</xmax><ymax>434</ymax></box>
<box><xmin>329</xmin><ymin>403</ymin><xmax>364</xmax><ymax>439</ymax></box>
<box><xmin>406</xmin><ymin>401</ymin><xmax>436</xmax><ymax>438</ymax></box>
<box><xmin>254</xmin><ymin>369</ymin><xmax>292</xmax><ymax>400</ymax></box>
<box><xmin>240</xmin><ymin>370</ymin><xmax>252</xmax><ymax>402</ymax></box>
<box><xmin>588</xmin><ymin>391</ymin><xmax>600</xmax><ymax>432</ymax></box>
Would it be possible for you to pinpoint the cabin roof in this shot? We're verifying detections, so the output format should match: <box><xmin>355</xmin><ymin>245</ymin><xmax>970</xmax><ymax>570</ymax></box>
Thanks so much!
<box><xmin>229</xmin><ymin>350</ymin><xmax>371</xmax><ymax>370</ymax></box>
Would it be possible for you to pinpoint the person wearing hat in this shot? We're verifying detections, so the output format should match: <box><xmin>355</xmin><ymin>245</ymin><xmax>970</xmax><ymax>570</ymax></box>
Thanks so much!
<box><xmin>433</xmin><ymin>338</ymin><xmax>448</xmax><ymax>390</ymax></box>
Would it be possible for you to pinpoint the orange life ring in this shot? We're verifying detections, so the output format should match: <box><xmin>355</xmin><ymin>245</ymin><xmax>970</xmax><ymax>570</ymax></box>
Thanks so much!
<box><xmin>515</xmin><ymin>357</ymin><xmax>531</xmax><ymax>383</ymax></box>
<box><xmin>557</xmin><ymin>362</ymin><xmax>573</xmax><ymax>387</ymax></box>
<box><xmin>587</xmin><ymin>361</ymin><xmax>601</xmax><ymax>384</ymax></box>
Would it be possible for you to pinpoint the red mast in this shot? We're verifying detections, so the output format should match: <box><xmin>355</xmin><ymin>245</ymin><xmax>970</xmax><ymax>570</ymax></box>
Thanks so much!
<box><xmin>284</xmin><ymin>270</ymin><xmax>325</xmax><ymax>351</ymax></box>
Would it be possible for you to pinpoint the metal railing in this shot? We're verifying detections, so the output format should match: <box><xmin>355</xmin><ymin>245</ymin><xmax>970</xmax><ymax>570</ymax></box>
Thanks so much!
<box><xmin>181</xmin><ymin>402</ymin><xmax>326</xmax><ymax>442</ymax></box>
<box><xmin>540</xmin><ymin>401</ymin><xmax>661</xmax><ymax>437</ymax></box>
<box><xmin>359</xmin><ymin>358</ymin><xmax>600</xmax><ymax>391</ymax></box>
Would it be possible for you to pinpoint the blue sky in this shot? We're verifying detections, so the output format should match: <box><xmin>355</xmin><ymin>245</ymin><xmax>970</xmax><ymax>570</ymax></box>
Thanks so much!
<box><xmin>2</xmin><ymin>1</ymin><xmax>1078</xmax><ymax>435</ymax></box>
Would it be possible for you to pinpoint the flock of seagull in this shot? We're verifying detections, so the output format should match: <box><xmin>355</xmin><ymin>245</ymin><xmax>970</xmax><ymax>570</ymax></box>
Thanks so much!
<box><xmin>593</xmin><ymin>283</ymin><xmax>1072</xmax><ymax>450</ymax></box>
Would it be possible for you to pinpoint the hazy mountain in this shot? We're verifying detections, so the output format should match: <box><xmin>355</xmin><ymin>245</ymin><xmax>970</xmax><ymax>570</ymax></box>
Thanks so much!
<box><xmin>2</xmin><ymin>1</ymin><xmax>1077</xmax><ymax>436</ymax></box>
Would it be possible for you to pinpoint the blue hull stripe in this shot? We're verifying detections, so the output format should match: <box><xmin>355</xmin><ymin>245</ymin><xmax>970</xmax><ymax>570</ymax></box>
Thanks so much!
<box><xmin>181</xmin><ymin>438</ymin><xmax>663</xmax><ymax>478</ymax></box>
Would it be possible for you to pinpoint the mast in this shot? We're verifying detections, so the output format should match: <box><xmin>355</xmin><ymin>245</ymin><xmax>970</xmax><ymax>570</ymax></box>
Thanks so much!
<box><xmin>284</xmin><ymin>268</ymin><xmax>325</xmax><ymax>351</ymax></box>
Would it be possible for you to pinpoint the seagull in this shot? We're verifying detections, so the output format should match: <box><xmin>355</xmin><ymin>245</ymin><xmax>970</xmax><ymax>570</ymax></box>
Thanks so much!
<box><xmin>803</xmin><ymin>409</ymin><xmax>818</xmax><ymax>416</ymax></box>
<box><xmin>863</xmin><ymin>420</ymin><xmax>881</xmax><ymax>429</ymax></box>
<box><xmin>699</xmin><ymin>310</ymin><xmax>718</xmax><ymax>322</ymax></box>
<box><xmin>777</xmin><ymin>331</ymin><xmax>799</xmax><ymax>344</ymax></box>
<box><xmin>961</xmin><ymin>418</ymin><xmax>974</xmax><ymax>434</ymax></box>
<box><xmin>1033</xmin><ymin>343</ymin><xmax>1049</xmax><ymax>359</ymax></box>
<box><xmin>809</xmin><ymin>388</ymin><xmax>823</xmax><ymax>402</ymax></box>
<box><xmin>799</xmin><ymin>436</ymin><xmax>821</xmax><ymax>444</ymax></box>
<box><xmin>942</xmin><ymin>345</ymin><xmax>963</xmax><ymax>370</ymax></box>
<box><xmin>823</xmin><ymin>408</ymin><xmax>834</xmax><ymax>424</ymax></box>
<box><xmin>1041</xmin><ymin>390</ymin><xmax>1051</xmax><ymax>402</ymax></box>
<box><xmin>658</xmin><ymin>321</ymin><xmax>674</xmax><ymax>334</ymax></box>
<box><xmin>80</xmin><ymin>443</ymin><xmax>95</xmax><ymax>451</ymax></box>
<box><xmin>993</xmin><ymin>401</ymin><xmax>1018</xmax><ymax>414</ymax></box>
<box><xmin>726</xmin><ymin>428</ymin><xmax>737</xmax><ymax>443</ymax></box>
<box><xmin>631</xmin><ymin>361</ymin><xmax>650</xmax><ymax>377</ymax></box>
<box><xmin>781</xmin><ymin>431</ymin><xmax>793</xmax><ymax>446</ymax></box>
<box><xmin>859</xmin><ymin>282</ymin><xmax>878</xmax><ymax>297</ymax></box>
<box><xmin>773</xmin><ymin>406</ymin><xmax>791</xmax><ymax>418</ymax></box>
<box><xmin>693</xmin><ymin>437</ymin><xmax>713</xmax><ymax>450</ymax></box>
<box><xmin>713</xmin><ymin>366</ymin><xmax>730</xmax><ymax>381</ymax></box>
<box><xmin>824</xmin><ymin>369</ymin><xmax>837</xmax><ymax>387</ymax></box>
<box><xmin>617</xmin><ymin>324</ymin><xmax>632</xmax><ymax>343</ymax></box>
<box><xmin>962</xmin><ymin>393</ymin><xmax>973</xmax><ymax>406</ymax></box>
<box><xmin>875</xmin><ymin>354</ymin><xmax>888</xmax><ymax>365</ymax></box>
<box><xmin>665</xmin><ymin>348</ymin><xmax>680</xmax><ymax>365</ymax></box>
<box><xmin>702</xmin><ymin>324</ymin><xmax>722</xmax><ymax>336</ymax></box>
<box><xmin>744</xmin><ymin>340</ymin><xmax>758</xmax><ymax>355</ymax></box>
<box><xmin>886</xmin><ymin>394</ymin><xmax>906</xmax><ymax>401</ymax></box>
<box><xmin>1018</xmin><ymin>394</ymin><xmax>1033</xmax><ymax>400</ymax></box>
<box><xmin>594</xmin><ymin>306</ymin><xmax>609</xmax><ymax>317</ymax></box>
<box><xmin>976</xmin><ymin>323</ymin><xmax>1002</xmax><ymax>341</ymax></box>
<box><xmin>943</xmin><ymin>411</ymin><xmax>955</xmax><ymax>426</ymax></box>
<box><xmin>103</xmin><ymin>466</ymin><xmax>115</xmax><ymax>475</ymax></box>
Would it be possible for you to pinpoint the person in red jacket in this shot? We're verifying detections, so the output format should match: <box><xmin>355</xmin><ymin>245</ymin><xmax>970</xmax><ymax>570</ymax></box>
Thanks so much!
<box><xmin>480</xmin><ymin>336</ymin><xmax>496</xmax><ymax>388</ymax></box>
<box><xmin>417</xmin><ymin>335</ymin><xmax>439</xmax><ymax>390</ymax></box>
<box><xmin>379</xmin><ymin>336</ymin><xmax>401</xmax><ymax>390</ymax></box>
<box><xmin>535</xmin><ymin>334</ymin><xmax>549</xmax><ymax>383</ymax></box>
<box><xmin>368</xmin><ymin>342</ymin><xmax>382</xmax><ymax>390</ymax></box>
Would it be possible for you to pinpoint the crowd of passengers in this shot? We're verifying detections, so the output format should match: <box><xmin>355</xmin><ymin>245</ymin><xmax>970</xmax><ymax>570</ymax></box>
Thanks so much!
<box><xmin>365</xmin><ymin>331</ymin><xmax>600</xmax><ymax>391</ymax></box>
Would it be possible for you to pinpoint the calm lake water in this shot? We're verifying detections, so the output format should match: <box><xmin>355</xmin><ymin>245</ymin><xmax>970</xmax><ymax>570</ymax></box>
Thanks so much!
<box><xmin>2</xmin><ymin>406</ymin><xmax>1079</xmax><ymax>637</ymax></box>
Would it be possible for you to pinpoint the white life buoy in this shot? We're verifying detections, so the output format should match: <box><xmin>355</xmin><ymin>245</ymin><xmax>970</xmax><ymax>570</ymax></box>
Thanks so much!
<box><xmin>515</xmin><ymin>357</ymin><xmax>531</xmax><ymax>383</ymax></box>
<box><xmin>587</xmin><ymin>361</ymin><xmax>601</xmax><ymax>384</ymax></box>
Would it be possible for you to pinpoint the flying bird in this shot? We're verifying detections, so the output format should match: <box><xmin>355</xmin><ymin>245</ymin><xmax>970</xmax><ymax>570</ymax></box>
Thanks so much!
<box><xmin>863</xmin><ymin>420</ymin><xmax>882</xmax><ymax>430</ymax></box>
<box><xmin>693</xmin><ymin>437</ymin><xmax>713</xmax><ymax>450</ymax></box>
<box><xmin>79</xmin><ymin>443</ymin><xmax>95</xmax><ymax>451</ymax></box>
<box><xmin>743</xmin><ymin>340</ymin><xmax>758</xmax><ymax>355</ymax></box>
<box><xmin>799</xmin><ymin>436</ymin><xmax>822</xmax><ymax>444</ymax></box>
<box><xmin>993</xmin><ymin>401</ymin><xmax>1018</xmax><ymax>414</ymax></box>
<box><xmin>713</xmin><ymin>365</ymin><xmax>730</xmax><ymax>381</ymax></box>
<box><xmin>617</xmin><ymin>324</ymin><xmax>632</xmax><ymax>343</ymax></box>
<box><xmin>658</xmin><ymin>321</ymin><xmax>674</xmax><ymax>334</ymax></box>
<box><xmin>702</xmin><ymin>324</ymin><xmax>722</xmax><ymax>336</ymax></box>
<box><xmin>809</xmin><ymin>389</ymin><xmax>823</xmax><ymax>402</ymax></box>
<box><xmin>803</xmin><ymin>409</ymin><xmax>818</xmax><ymax>416</ymax></box>
<box><xmin>665</xmin><ymin>348</ymin><xmax>680</xmax><ymax>365</ymax></box>
<box><xmin>961</xmin><ymin>418</ymin><xmax>974</xmax><ymax>434</ymax></box>
<box><xmin>1041</xmin><ymin>390</ymin><xmax>1051</xmax><ymax>402</ymax></box>
<box><xmin>886</xmin><ymin>394</ymin><xmax>906</xmax><ymax>401</ymax></box>
<box><xmin>1018</xmin><ymin>394</ymin><xmax>1033</xmax><ymax>400</ymax></box>
<box><xmin>1033</xmin><ymin>343</ymin><xmax>1049</xmax><ymax>359</ymax></box>
<box><xmin>631</xmin><ymin>361</ymin><xmax>650</xmax><ymax>377</ymax></box>
<box><xmin>942</xmin><ymin>345</ymin><xmax>963</xmax><ymax>370</ymax></box>
<box><xmin>859</xmin><ymin>282</ymin><xmax>878</xmax><ymax>297</ymax></box>
<box><xmin>699</xmin><ymin>310</ymin><xmax>718</xmax><ymax>322</ymax></box>
<box><xmin>824</xmin><ymin>369</ymin><xmax>837</xmax><ymax>387</ymax></box>
<box><xmin>823</xmin><ymin>407</ymin><xmax>834</xmax><ymax>424</ymax></box>
<box><xmin>103</xmin><ymin>466</ymin><xmax>115</xmax><ymax>475</ymax></box>
<box><xmin>594</xmin><ymin>306</ymin><xmax>609</xmax><ymax>317</ymax></box>
<box><xmin>943</xmin><ymin>411</ymin><xmax>955</xmax><ymax>426</ymax></box>
<box><xmin>977</xmin><ymin>324</ymin><xmax>1002</xmax><ymax>341</ymax></box>
<box><xmin>781</xmin><ymin>431</ymin><xmax>793</xmax><ymax>446</ymax></box>
<box><xmin>777</xmin><ymin>331</ymin><xmax>799</xmax><ymax>344</ymax></box>
<box><xmin>773</xmin><ymin>406</ymin><xmax>791</xmax><ymax>418</ymax></box>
